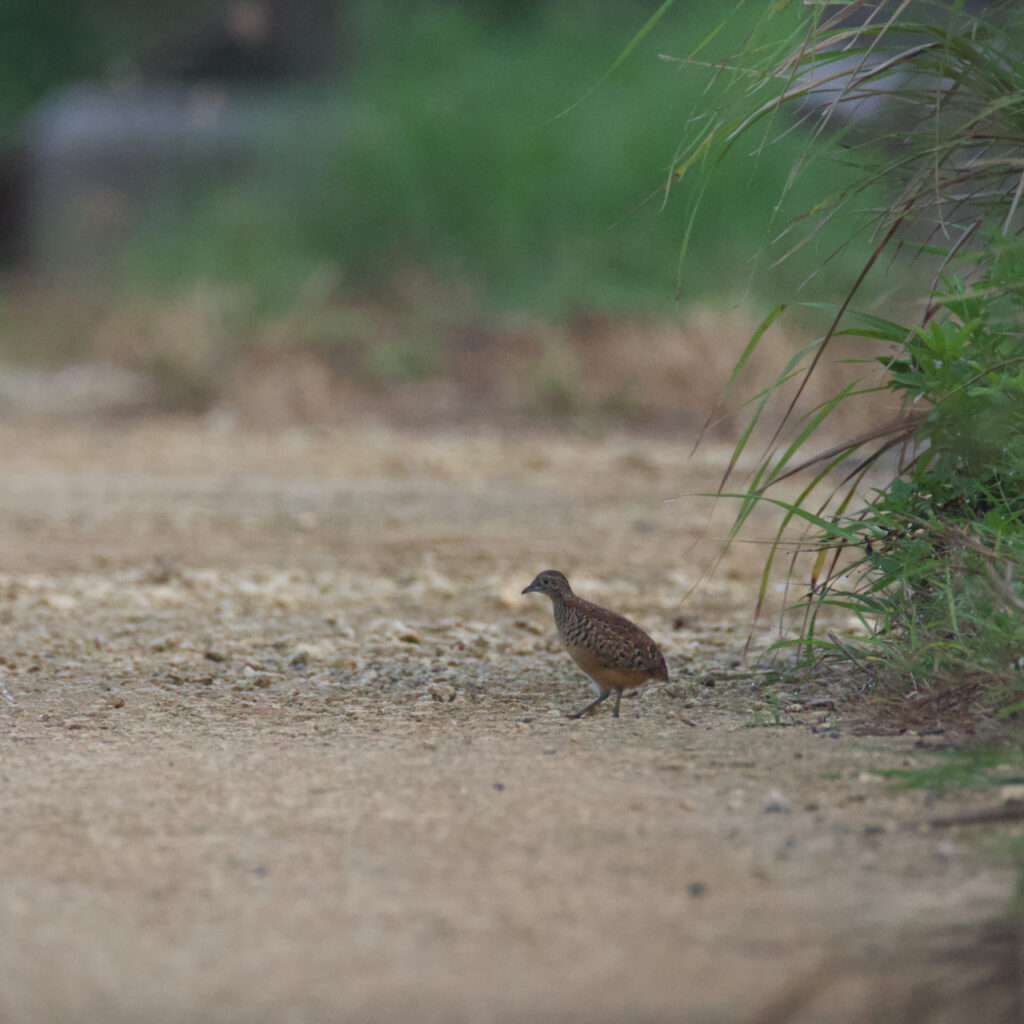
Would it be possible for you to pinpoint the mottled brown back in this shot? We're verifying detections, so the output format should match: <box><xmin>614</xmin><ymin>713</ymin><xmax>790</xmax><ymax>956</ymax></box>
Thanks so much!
<box><xmin>553</xmin><ymin>596</ymin><xmax>669</xmax><ymax>680</ymax></box>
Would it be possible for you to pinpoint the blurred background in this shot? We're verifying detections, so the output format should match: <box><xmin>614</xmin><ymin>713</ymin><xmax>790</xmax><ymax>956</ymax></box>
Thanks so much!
<box><xmin>0</xmin><ymin>0</ymin><xmax>877</xmax><ymax>429</ymax></box>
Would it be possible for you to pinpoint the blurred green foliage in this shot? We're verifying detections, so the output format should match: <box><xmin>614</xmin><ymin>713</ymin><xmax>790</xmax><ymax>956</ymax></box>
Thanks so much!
<box><xmin>116</xmin><ymin>0</ymin><xmax>871</xmax><ymax>316</ymax></box>
<box><xmin>0</xmin><ymin>1</ymin><xmax>218</xmax><ymax>136</ymax></box>
<box><xmin>0</xmin><ymin>3</ymin><xmax>96</xmax><ymax>134</ymax></box>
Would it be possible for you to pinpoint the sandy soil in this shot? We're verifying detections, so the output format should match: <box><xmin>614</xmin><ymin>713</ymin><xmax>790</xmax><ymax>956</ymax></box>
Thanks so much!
<box><xmin>0</xmin><ymin>420</ymin><xmax>1020</xmax><ymax>1024</ymax></box>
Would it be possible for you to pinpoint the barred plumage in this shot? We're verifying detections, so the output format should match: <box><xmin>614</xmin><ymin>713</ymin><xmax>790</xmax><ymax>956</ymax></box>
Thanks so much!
<box><xmin>522</xmin><ymin>569</ymin><xmax>669</xmax><ymax>719</ymax></box>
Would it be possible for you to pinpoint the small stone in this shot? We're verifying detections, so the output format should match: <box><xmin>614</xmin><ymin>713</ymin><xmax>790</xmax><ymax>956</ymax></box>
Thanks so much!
<box><xmin>108</xmin><ymin>696</ymin><xmax>125</xmax><ymax>709</ymax></box>
<box><xmin>429</xmin><ymin>684</ymin><xmax>456</xmax><ymax>702</ymax></box>
<box><xmin>252</xmin><ymin>675</ymin><xmax>273</xmax><ymax>688</ymax></box>
<box><xmin>204</xmin><ymin>649</ymin><xmax>228</xmax><ymax>663</ymax></box>
<box><xmin>497</xmin><ymin>581</ymin><xmax>529</xmax><ymax>609</ymax></box>
<box><xmin>514</xmin><ymin>618</ymin><xmax>544</xmax><ymax>635</ymax></box>
<box><xmin>687</xmin><ymin>881</ymin><xmax>707</xmax><ymax>897</ymax></box>
<box><xmin>184</xmin><ymin>569</ymin><xmax>220</xmax><ymax>589</ymax></box>
<box><xmin>764</xmin><ymin>789</ymin><xmax>791</xmax><ymax>814</ymax></box>
<box><xmin>776</xmin><ymin>836</ymin><xmax>797</xmax><ymax>858</ymax></box>
<box><xmin>292</xmin><ymin>642</ymin><xmax>334</xmax><ymax>666</ymax></box>
<box><xmin>1000</xmin><ymin>784</ymin><xmax>1024</xmax><ymax>804</ymax></box>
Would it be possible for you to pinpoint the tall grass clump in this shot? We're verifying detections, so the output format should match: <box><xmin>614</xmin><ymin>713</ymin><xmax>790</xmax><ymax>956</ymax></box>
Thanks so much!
<box><xmin>675</xmin><ymin>0</ymin><xmax>1024</xmax><ymax>712</ymax></box>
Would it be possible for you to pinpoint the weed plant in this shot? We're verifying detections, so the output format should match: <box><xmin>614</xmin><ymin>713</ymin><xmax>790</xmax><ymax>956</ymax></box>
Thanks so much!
<box><xmin>677</xmin><ymin>0</ymin><xmax>1024</xmax><ymax>712</ymax></box>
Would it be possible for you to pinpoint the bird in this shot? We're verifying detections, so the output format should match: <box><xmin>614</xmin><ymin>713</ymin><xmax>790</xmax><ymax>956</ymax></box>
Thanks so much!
<box><xmin>522</xmin><ymin>569</ymin><xmax>669</xmax><ymax>719</ymax></box>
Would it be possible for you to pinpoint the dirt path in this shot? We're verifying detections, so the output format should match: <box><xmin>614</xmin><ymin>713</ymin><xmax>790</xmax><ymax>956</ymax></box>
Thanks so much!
<box><xmin>0</xmin><ymin>421</ymin><xmax>1019</xmax><ymax>1024</ymax></box>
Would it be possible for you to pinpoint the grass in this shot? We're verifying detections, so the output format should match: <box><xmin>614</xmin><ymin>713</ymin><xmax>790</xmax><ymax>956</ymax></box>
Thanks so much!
<box><xmin>885</xmin><ymin>747</ymin><xmax>1024</xmax><ymax>793</ymax></box>
<box><xmin>115</xmin><ymin>0</ymin><xmax>876</xmax><ymax>320</ymax></box>
<box><xmin>669</xmin><ymin>0</ymin><xmax>1024</xmax><ymax>719</ymax></box>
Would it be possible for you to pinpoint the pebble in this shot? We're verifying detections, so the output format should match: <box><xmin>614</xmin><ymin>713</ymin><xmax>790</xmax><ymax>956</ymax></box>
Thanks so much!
<box><xmin>293</xmin><ymin>642</ymin><xmax>336</xmax><ymax>664</ymax></box>
<box><xmin>497</xmin><ymin>581</ymin><xmax>528</xmax><ymax>609</ymax></box>
<box><xmin>764</xmin><ymin>789</ymin><xmax>791</xmax><ymax>814</ymax></box>
<box><xmin>513</xmin><ymin>618</ymin><xmax>544</xmax><ymax>636</ymax></box>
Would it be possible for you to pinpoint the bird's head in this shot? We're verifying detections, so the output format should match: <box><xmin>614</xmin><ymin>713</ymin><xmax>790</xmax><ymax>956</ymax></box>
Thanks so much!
<box><xmin>522</xmin><ymin>569</ymin><xmax>574</xmax><ymax>601</ymax></box>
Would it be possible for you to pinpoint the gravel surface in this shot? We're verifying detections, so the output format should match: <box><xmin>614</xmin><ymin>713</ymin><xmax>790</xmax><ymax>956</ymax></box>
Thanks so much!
<box><xmin>0</xmin><ymin>420</ymin><xmax>1019</xmax><ymax>1024</ymax></box>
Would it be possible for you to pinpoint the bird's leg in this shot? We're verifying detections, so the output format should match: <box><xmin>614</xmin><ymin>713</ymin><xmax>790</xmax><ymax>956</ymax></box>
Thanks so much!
<box><xmin>567</xmin><ymin>690</ymin><xmax>612</xmax><ymax>719</ymax></box>
<box><xmin>612</xmin><ymin>687</ymin><xmax>623</xmax><ymax>718</ymax></box>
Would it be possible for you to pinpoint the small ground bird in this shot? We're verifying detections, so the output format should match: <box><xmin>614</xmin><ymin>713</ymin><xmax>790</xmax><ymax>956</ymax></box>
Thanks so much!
<box><xmin>522</xmin><ymin>569</ymin><xmax>669</xmax><ymax>719</ymax></box>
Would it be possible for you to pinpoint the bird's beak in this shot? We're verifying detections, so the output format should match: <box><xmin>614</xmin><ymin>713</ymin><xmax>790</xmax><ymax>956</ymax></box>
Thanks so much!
<box><xmin>522</xmin><ymin>583</ymin><xmax>540</xmax><ymax>595</ymax></box>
